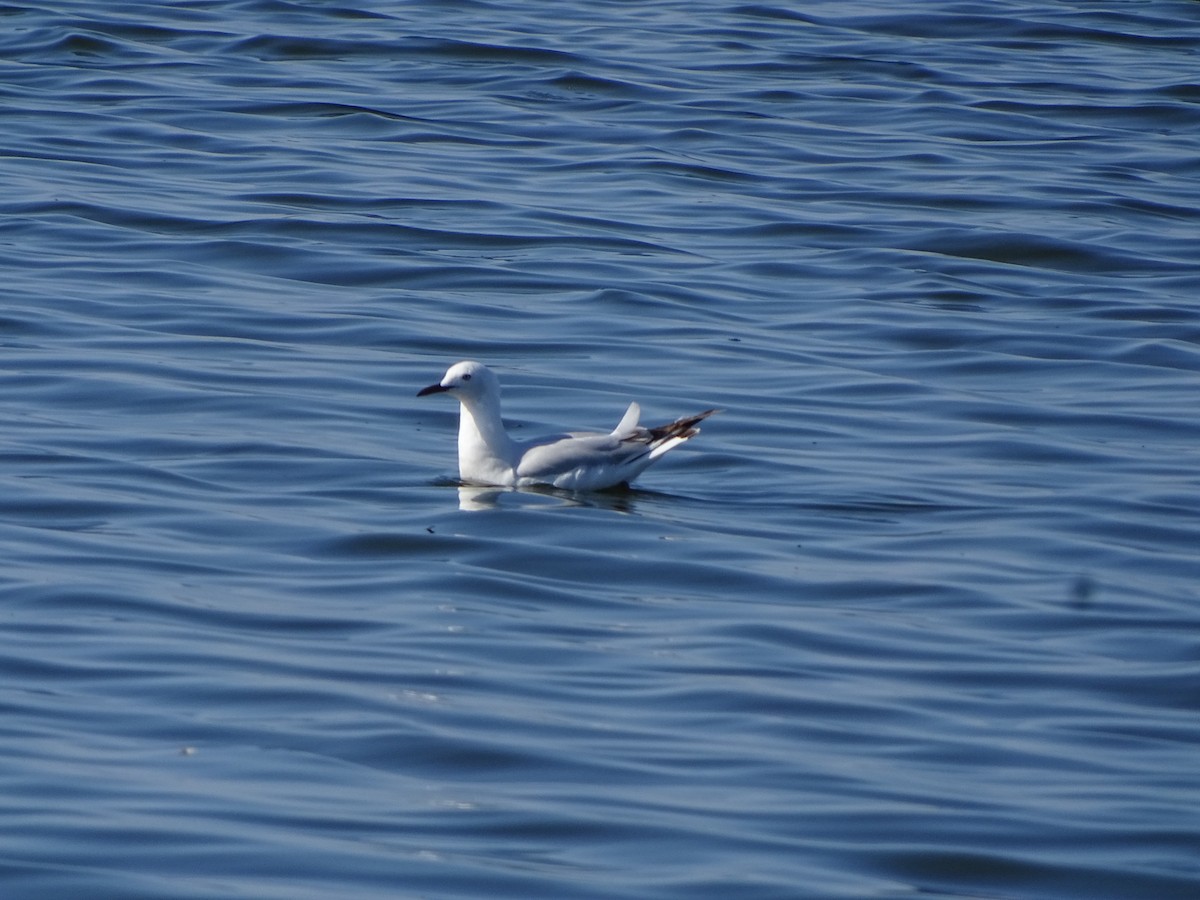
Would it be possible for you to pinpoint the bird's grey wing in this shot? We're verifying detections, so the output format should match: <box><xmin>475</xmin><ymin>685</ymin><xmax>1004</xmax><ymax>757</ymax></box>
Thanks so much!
<box><xmin>515</xmin><ymin>432</ymin><xmax>647</xmax><ymax>481</ymax></box>
<box><xmin>610</xmin><ymin>401</ymin><xmax>641</xmax><ymax>438</ymax></box>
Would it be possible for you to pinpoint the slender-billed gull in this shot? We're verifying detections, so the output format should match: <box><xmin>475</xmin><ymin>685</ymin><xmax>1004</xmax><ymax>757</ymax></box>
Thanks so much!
<box><xmin>417</xmin><ymin>361</ymin><xmax>717</xmax><ymax>491</ymax></box>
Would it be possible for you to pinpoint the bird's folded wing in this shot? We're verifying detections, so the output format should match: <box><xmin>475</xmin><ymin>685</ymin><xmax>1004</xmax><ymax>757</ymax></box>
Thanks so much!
<box><xmin>610</xmin><ymin>401</ymin><xmax>641</xmax><ymax>438</ymax></box>
<box><xmin>516</xmin><ymin>433</ymin><xmax>645</xmax><ymax>480</ymax></box>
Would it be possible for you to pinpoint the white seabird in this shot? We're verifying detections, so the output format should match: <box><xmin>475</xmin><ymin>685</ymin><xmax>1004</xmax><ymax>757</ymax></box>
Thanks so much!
<box><xmin>417</xmin><ymin>361</ymin><xmax>717</xmax><ymax>491</ymax></box>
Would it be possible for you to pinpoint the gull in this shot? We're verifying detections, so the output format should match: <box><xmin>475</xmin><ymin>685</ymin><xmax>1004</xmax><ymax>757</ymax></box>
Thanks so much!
<box><xmin>417</xmin><ymin>361</ymin><xmax>717</xmax><ymax>491</ymax></box>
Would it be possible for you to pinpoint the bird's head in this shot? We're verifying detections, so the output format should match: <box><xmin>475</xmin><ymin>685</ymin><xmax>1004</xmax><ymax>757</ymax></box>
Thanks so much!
<box><xmin>417</xmin><ymin>360</ymin><xmax>499</xmax><ymax>404</ymax></box>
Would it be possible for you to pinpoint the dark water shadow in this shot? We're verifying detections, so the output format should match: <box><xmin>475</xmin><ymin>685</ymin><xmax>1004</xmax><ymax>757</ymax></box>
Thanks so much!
<box><xmin>430</xmin><ymin>478</ymin><xmax>692</xmax><ymax>514</ymax></box>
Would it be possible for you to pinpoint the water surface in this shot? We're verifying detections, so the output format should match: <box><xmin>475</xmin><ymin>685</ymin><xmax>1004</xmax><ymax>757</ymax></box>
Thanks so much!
<box><xmin>2</xmin><ymin>2</ymin><xmax>1199</xmax><ymax>898</ymax></box>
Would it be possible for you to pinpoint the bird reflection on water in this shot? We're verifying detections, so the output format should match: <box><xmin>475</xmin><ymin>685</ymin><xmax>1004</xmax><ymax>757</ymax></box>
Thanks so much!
<box><xmin>455</xmin><ymin>481</ymin><xmax>644</xmax><ymax>514</ymax></box>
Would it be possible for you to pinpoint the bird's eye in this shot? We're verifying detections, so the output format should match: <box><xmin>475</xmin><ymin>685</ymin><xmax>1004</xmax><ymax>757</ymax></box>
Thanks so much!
<box><xmin>462</xmin><ymin>373</ymin><xmax>472</xmax><ymax>381</ymax></box>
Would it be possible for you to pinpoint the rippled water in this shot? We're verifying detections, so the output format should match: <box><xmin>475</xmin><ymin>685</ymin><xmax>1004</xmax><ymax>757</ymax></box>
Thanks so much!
<box><xmin>3</xmin><ymin>1</ymin><xmax>1199</xmax><ymax>898</ymax></box>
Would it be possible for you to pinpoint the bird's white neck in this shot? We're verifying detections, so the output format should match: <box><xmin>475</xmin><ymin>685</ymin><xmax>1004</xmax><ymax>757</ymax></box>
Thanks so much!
<box><xmin>457</xmin><ymin>396</ymin><xmax>518</xmax><ymax>485</ymax></box>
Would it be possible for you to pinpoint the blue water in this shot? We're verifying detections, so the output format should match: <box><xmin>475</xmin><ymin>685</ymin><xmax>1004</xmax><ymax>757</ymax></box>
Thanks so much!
<box><xmin>3</xmin><ymin>1</ymin><xmax>1199</xmax><ymax>897</ymax></box>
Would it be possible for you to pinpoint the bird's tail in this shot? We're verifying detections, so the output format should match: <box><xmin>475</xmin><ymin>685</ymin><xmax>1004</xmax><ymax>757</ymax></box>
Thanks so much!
<box><xmin>646</xmin><ymin>409</ymin><xmax>719</xmax><ymax>443</ymax></box>
<box><xmin>640</xmin><ymin>408</ymin><xmax>720</xmax><ymax>461</ymax></box>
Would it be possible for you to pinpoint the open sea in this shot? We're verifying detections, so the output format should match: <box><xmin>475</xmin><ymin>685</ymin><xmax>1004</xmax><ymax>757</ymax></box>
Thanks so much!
<box><xmin>2</xmin><ymin>1</ymin><xmax>1199</xmax><ymax>898</ymax></box>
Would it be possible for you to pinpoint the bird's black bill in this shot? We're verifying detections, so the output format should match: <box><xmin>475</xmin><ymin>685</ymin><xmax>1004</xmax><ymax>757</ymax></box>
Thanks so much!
<box><xmin>417</xmin><ymin>383</ymin><xmax>449</xmax><ymax>397</ymax></box>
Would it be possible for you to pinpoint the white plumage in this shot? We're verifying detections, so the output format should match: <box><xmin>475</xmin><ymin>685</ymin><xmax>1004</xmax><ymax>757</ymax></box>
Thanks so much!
<box><xmin>417</xmin><ymin>361</ymin><xmax>716</xmax><ymax>491</ymax></box>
